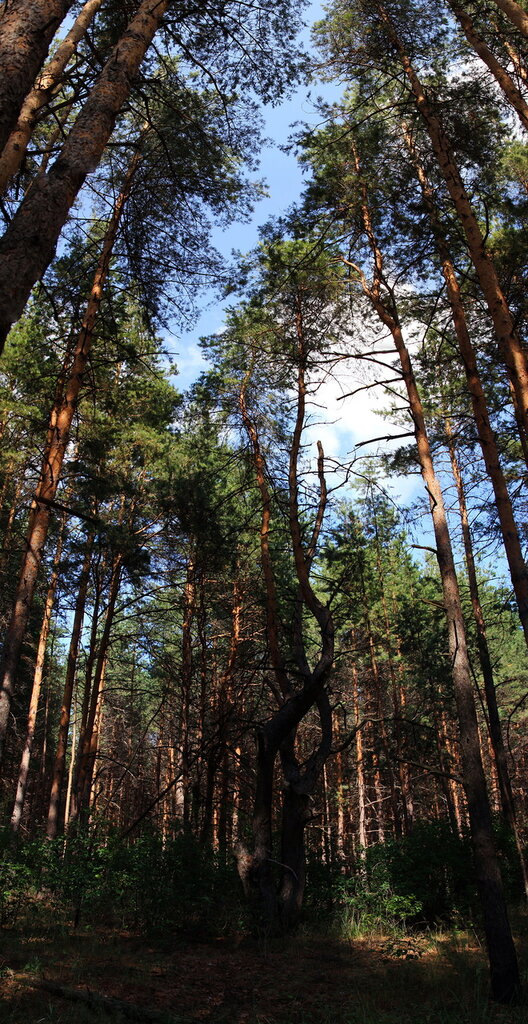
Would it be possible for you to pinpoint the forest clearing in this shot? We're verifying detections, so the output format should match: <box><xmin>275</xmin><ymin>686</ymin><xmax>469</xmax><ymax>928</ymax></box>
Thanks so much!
<box><xmin>1</xmin><ymin>0</ymin><xmax>528</xmax><ymax>1018</ymax></box>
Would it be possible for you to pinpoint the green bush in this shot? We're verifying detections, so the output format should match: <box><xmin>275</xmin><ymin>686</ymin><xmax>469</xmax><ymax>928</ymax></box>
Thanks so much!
<box><xmin>305</xmin><ymin>822</ymin><xmax>479</xmax><ymax>936</ymax></box>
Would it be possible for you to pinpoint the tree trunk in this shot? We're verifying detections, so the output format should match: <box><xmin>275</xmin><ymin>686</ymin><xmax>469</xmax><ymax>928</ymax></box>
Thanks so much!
<box><xmin>445</xmin><ymin>421</ymin><xmax>528</xmax><ymax>899</ymax></box>
<box><xmin>46</xmin><ymin>530</ymin><xmax>94</xmax><ymax>838</ymax></box>
<box><xmin>402</xmin><ymin>124</ymin><xmax>528</xmax><ymax>646</ymax></box>
<box><xmin>0</xmin><ymin>143</ymin><xmax>143</xmax><ymax>762</ymax></box>
<box><xmin>352</xmin><ymin>144</ymin><xmax>520</xmax><ymax>1002</ymax></box>
<box><xmin>492</xmin><ymin>0</ymin><xmax>528</xmax><ymax>37</ymax></box>
<box><xmin>72</xmin><ymin>551</ymin><xmax>122</xmax><ymax>819</ymax></box>
<box><xmin>279</xmin><ymin>772</ymin><xmax>310</xmax><ymax>930</ymax></box>
<box><xmin>10</xmin><ymin>515</ymin><xmax>65</xmax><ymax>832</ymax></box>
<box><xmin>447</xmin><ymin>0</ymin><xmax>528</xmax><ymax>130</ymax></box>
<box><xmin>0</xmin><ymin>0</ymin><xmax>103</xmax><ymax>196</ymax></box>
<box><xmin>0</xmin><ymin>0</ymin><xmax>74</xmax><ymax>157</ymax></box>
<box><xmin>0</xmin><ymin>0</ymin><xmax>166</xmax><ymax>350</ymax></box>
<box><xmin>352</xmin><ymin>663</ymin><xmax>368</xmax><ymax>853</ymax></box>
<box><xmin>378</xmin><ymin>5</ymin><xmax>528</xmax><ymax>449</ymax></box>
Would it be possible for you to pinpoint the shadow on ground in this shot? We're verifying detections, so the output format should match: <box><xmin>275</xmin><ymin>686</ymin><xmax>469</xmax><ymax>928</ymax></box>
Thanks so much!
<box><xmin>1</xmin><ymin>916</ymin><xmax>528</xmax><ymax>1024</ymax></box>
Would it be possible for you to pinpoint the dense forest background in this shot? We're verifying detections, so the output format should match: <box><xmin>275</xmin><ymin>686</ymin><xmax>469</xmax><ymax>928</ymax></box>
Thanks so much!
<box><xmin>1</xmin><ymin>0</ymin><xmax>528</xmax><ymax>1019</ymax></box>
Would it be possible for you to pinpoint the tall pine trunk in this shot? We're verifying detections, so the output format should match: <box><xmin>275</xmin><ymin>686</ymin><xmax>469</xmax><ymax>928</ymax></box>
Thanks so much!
<box><xmin>352</xmin><ymin>145</ymin><xmax>520</xmax><ymax>1002</ymax></box>
<box><xmin>403</xmin><ymin>124</ymin><xmax>528</xmax><ymax>647</ymax></box>
<box><xmin>46</xmin><ymin>530</ymin><xmax>94</xmax><ymax>838</ymax></box>
<box><xmin>445</xmin><ymin>421</ymin><xmax>528</xmax><ymax>899</ymax></box>
<box><xmin>377</xmin><ymin>4</ymin><xmax>528</xmax><ymax>449</ymax></box>
<box><xmin>10</xmin><ymin>515</ymin><xmax>65</xmax><ymax>832</ymax></box>
<box><xmin>0</xmin><ymin>143</ymin><xmax>143</xmax><ymax>762</ymax></box>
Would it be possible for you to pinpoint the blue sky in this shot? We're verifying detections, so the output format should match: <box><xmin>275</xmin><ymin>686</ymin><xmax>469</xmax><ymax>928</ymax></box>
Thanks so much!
<box><xmin>169</xmin><ymin>1</ymin><xmax>337</xmax><ymax>386</ymax></box>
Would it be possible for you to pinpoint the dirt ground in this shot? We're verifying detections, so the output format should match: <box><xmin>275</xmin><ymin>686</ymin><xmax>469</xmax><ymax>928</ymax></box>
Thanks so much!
<box><xmin>1</xmin><ymin>918</ymin><xmax>528</xmax><ymax>1024</ymax></box>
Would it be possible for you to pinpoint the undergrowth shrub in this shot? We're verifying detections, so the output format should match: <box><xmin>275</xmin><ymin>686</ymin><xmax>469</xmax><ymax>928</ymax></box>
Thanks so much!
<box><xmin>305</xmin><ymin>822</ymin><xmax>480</xmax><ymax>936</ymax></box>
<box><xmin>0</xmin><ymin>823</ymin><xmax>247</xmax><ymax>936</ymax></box>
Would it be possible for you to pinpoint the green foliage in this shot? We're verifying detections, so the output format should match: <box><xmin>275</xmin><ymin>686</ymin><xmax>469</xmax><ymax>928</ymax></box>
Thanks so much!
<box><xmin>0</xmin><ymin>826</ymin><xmax>247</xmax><ymax>937</ymax></box>
<box><xmin>305</xmin><ymin>823</ymin><xmax>481</xmax><ymax>938</ymax></box>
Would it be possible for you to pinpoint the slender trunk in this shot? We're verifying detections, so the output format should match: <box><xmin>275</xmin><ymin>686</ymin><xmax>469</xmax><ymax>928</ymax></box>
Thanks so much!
<box><xmin>10</xmin><ymin>516</ymin><xmax>65</xmax><ymax>832</ymax></box>
<box><xmin>378</xmin><ymin>6</ymin><xmax>528</xmax><ymax>446</ymax></box>
<box><xmin>447</xmin><ymin>0</ymin><xmax>528</xmax><ymax>131</ymax></box>
<box><xmin>334</xmin><ymin>718</ymin><xmax>346</xmax><ymax>862</ymax></box>
<box><xmin>364</xmin><ymin>600</ymin><xmax>402</xmax><ymax>837</ymax></box>
<box><xmin>352</xmin><ymin>664</ymin><xmax>368</xmax><ymax>853</ymax></box>
<box><xmin>31</xmin><ymin>96</ymin><xmax>74</xmax><ymax>180</ymax></box>
<box><xmin>73</xmin><ymin>552</ymin><xmax>122</xmax><ymax>818</ymax></box>
<box><xmin>0</xmin><ymin>144</ymin><xmax>143</xmax><ymax>762</ymax></box>
<box><xmin>0</xmin><ymin>0</ymin><xmax>167</xmax><ymax>349</ymax></box>
<box><xmin>446</xmin><ymin>422</ymin><xmax>528</xmax><ymax>899</ymax></box>
<box><xmin>46</xmin><ymin>531</ymin><xmax>94</xmax><ymax>838</ymax></box>
<box><xmin>435</xmin><ymin>708</ymin><xmax>462</xmax><ymax>835</ymax></box>
<box><xmin>0</xmin><ymin>0</ymin><xmax>74</xmax><ymax>156</ymax></box>
<box><xmin>178</xmin><ymin>553</ymin><xmax>195</xmax><ymax>826</ymax></box>
<box><xmin>69</xmin><ymin>554</ymin><xmax>103</xmax><ymax>823</ymax></box>
<box><xmin>63</xmin><ymin>697</ymin><xmax>76</xmax><ymax>827</ymax></box>
<box><xmin>403</xmin><ymin>125</ymin><xmax>528</xmax><ymax>644</ymax></box>
<box><xmin>352</xmin><ymin>145</ymin><xmax>520</xmax><ymax>1002</ymax></box>
<box><xmin>0</xmin><ymin>0</ymin><xmax>103</xmax><ymax>196</ymax></box>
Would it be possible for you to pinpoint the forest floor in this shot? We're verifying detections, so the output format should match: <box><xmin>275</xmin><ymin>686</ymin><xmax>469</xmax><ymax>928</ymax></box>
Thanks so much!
<box><xmin>1</xmin><ymin>910</ymin><xmax>528</xmax><ymax>1024</ymax></box>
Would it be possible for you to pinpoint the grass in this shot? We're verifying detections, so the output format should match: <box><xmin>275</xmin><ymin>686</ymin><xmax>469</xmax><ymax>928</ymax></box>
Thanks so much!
<box><xmin>0</xmin><ymin>904</ymin><xmax>527</xmax><ymax>1024</ymax></box>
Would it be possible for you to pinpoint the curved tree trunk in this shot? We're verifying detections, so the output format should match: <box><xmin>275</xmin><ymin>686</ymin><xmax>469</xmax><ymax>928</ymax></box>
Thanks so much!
<box><xmin>0</xmin><ymin>0</ymin><xmax>167</xmax><ymax>350</ymax></box>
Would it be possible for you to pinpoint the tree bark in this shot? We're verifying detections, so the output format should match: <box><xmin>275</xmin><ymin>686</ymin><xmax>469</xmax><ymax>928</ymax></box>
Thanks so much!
<box><xmin>377</xmin><ymin>4</ymin><xmax>528</xmax><ymax>450</ymax></box>
<box><xmin>447</xmin><ymin>0</ymin><xmax>528</xmax><ymax>131</ymax></box>
<box><xmin>492</xmin><ymin>0</ymin><xmax>528</xmax><ymax>37</ymax></box>
<box><xmin>0</xmin><ymin>0</ymin><xmax>74</xmax><ymax>157</ymax></box>
<box><xmin>0</xmin><ymin>142</ymin><xmax>143</xmax><ymax>763</ymax></box>
<box><xmin>0</xmin><ymin>0</ymin><xmax>104</xmax><ymax>196</ymax></box>
<box><xmin>351</xmin><ymin>141</ymin><xmax>520</xmax><ymax>1003</ymax></box>
<box><xmin>46</xmin><ymin>530</ymin><xmax>94</xmax><ymax>838</ymax></box>
<box><xmin>402</xmin><ymin>125</ymin><xmax>528</xmax><ymax>647</ymax></box>
<box><xmin>10</xmin><ymin>514</ymin><xmax>65</xmax><ymax>832</ymax></box>
<box><xmin>0</xmin><ymin>0</ymin><xmax>167</xmax><ymax>350</ymax></box>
